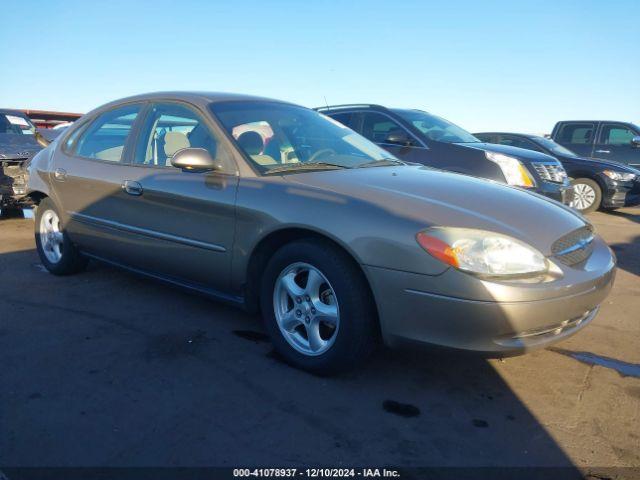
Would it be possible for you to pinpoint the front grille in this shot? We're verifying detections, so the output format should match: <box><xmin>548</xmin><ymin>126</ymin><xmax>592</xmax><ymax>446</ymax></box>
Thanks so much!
<box><xmin>532</xmin><ymin>162</ymin><xmax>567</xmax><ymax>183</ymax></box>
<box><xmin>551</xmin><ymin>225</ymin><xmax>595</xmax><ymax>266</ymax></box>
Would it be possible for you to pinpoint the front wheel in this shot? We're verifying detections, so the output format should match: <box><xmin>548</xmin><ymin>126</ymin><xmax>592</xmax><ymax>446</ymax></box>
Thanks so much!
<box><xmin>570</xmin><ymin>178</ymin><xmax>602</xmax><ymax>214</ymax></box>
<box><xmin>35</xmin><ymin>198</ymin><xmax>88</xmax><ymax>275</ymax></box>
<box><xmin>260</xmin><ymin>239</ymin><xmax>378</xmax><ymax>375</ymax></box>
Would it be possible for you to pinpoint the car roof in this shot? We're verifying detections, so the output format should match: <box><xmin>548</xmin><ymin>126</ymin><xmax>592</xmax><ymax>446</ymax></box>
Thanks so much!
<box><xmin>86</xmin><ymin>91</ymin><xmax>297</xmax><ymax>117</ymax></box>
<box><xmin>316</xmin><ymin>104</ymin><xmax>389</xmax><ymax>113</ymax></box>
<box><xmin>475</xmin><ymin>132</ymin><xmax>542</xmax><ymax>139</ymax></box>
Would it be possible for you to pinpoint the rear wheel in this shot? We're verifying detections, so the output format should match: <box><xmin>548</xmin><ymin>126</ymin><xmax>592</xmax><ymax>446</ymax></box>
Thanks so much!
<box><xmin>260</xmin><ymin>239</ymin><xmax>378</xmax><ymax>375</ymax></box>
<box><xmin>35</xmin><ymin>198</ymin><xmax>88</xmax><ymax>275</ymax></box>
<box><xmin>570</xmin><ymin>178</ymin><xmax>601</xmax><ymax>214</ymax></box>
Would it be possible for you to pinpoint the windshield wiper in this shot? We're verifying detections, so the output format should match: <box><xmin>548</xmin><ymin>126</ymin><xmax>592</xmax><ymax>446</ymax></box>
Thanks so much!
<box><xmin>264</xmin><ymin>162</ymin><xmax>349</xmax><ymax>175</ymax></box>
<box><xmin>356</xmin><ymin>158</ymin><xmax>405</xmax><ymax>168</ymax></box>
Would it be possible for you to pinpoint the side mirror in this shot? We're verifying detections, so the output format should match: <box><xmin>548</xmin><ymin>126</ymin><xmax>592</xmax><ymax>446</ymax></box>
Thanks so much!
<box><xmin>34</xmin><ymin>131</ymin><xmax>51</xmax><ymax>148</ymax></box>
<box><xmin>170</xmin><ymin>148</ymin><xmax>222</xmax><ymax>172</ymax></box>
<box><xmin>385</xmin><ymin>131</ymin><xmax>412</xmax><ymax>147</ymax></box>
<box><xmin>631</xmin><ymin>136</ymin><xmax>640</xmax><ymax>148</ymax></box>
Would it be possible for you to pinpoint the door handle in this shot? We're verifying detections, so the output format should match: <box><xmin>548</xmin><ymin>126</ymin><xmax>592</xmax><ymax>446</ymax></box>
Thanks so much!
<box><xmin>121</xmin><ymin>180</ymin><xmax>143</xmax><ymax>196</ymax></box>
<box><xmin>53</xmin><ymin>168</ymin><xmax>67</xmax><ymax>181</ymax></box>
<box><xmin>595</xmin><ymin>150</ymin><xmax>611</xmax><ymax>154</ymax></box>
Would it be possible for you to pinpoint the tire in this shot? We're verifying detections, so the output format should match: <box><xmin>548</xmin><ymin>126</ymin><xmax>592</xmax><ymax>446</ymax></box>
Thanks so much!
<box><xmin>260</xmin><ymin>238</ymin><xmax>378</xmax><ymax>375</ymax></box>
<box><xmin>34</xmin><ymin>197</ymin><xmax>88</xmax><ymax>275</ymax></box>
<box><xmin>570</xmin><ymin>178</ymin><xmax>602</xmax><ymax>214</ymax></box>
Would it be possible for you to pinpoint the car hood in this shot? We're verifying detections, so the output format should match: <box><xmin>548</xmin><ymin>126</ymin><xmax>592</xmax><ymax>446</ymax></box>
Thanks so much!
<box><xmin>0</xmin><ymin>134</ymin><xmax>42</xmax><ymax>159</ymax></box>
<box><xmin>557</xmin><ymin>153</ymin><xmax>640</xmax><ymax>174</ymax></box>
<box><xmin>457</xmin><ymin>142</ymin><xmax>559</xmax><ymax>163</ymax></box>
<box><xmin>285</xmin><ymin>165</ymin><xmax>586</xmax><ymax>255</ymax></box>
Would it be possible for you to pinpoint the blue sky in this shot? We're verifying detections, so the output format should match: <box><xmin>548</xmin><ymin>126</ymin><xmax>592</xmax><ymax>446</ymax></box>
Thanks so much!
<box><xmin>1</xmin><ymin>0</ymin><xmax>638</xmax><ymax>133</ymax></box>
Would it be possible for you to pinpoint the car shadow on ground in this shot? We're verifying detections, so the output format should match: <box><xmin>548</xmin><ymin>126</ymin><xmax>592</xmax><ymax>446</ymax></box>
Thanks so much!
<box><xmin>606</xmin><ymin>208</ymin><xmax>640</xmax><ymax>225</ymax></box>
<box><xmin>609</xmin><ymin>235</ymin><xmax>640</xmax><ymax>277</ymax></box>
<box><xmin>0</xmin><ymin>242</ymin><xmax>586</xmax><ymax>476</ymax></box>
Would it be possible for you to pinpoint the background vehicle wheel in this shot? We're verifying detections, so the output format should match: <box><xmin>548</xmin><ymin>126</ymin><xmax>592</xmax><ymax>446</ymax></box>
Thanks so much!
<box><xmin>570</xmin><ymin>178</ymin><xmax>602</xmax><ymax>214</ymax></box>
<box><xmin>35</xmin><ymin>198</ymin><xmax>88</xmax><ymax>275</ymax></box>
<box><xmin>260</xmin><ymin>238</ymin><xmax>378</xmax><ymax>375</ymax></box>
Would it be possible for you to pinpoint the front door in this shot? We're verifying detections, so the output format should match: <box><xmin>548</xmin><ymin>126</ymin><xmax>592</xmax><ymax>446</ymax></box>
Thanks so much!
<box><xmin>113</xmin><ymin>102</ymin><xmax>239</xmax><ymax>293</ymax></box>
<box><xmin>593</xmin><ymin>122</ymin><xmax>640</xmax><ymax>167</ymax></box>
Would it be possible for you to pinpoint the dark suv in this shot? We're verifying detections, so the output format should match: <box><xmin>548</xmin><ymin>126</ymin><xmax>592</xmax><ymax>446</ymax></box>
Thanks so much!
<box><xmin>318</xmin><ymin>105</ymin><xmax>572</xmax><ymax>205</ymax></box>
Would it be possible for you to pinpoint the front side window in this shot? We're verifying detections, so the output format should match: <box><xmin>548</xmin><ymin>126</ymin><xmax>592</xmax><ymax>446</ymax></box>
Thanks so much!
<box><xmin>326</xmin><ymin>112</ymin><xmax>358</xmax><ymax>131</ymax></box>
<box><xmin>393</xmin><ymin>109</ymin><xmax>480</xmax><ymax>144</ymax></box>
<box><xmin>74</xmin><ymin>105</ymin><xmax>141</xmax><ymax>162</ymax></box>
<box><xmin>211</xmin><ymin>102</ymin><xmax>399</xmax><ymax>174</ymax></box>
<box><xmin>0</xmin><ymin>113</ymin><xmax>36</xmax><ymax>135</ymax></box>
<box><xmin>360</xmin><ymin>113</ymin><xmax>412</xmax><ymax>145</ymax></box>
<box><xmin>599</xmin><ymin>124</ymin><xmax>636</xmax><ymax>146</ymax></box>
<box><xmin>558</xmin><ymin>123</ymin><xmax>595</xmax><ymax>145</ymax></box>
<box><xmin>134</xmin><ymin>103</ymin><xmax>233</xmax><ymax>170</ymax></box>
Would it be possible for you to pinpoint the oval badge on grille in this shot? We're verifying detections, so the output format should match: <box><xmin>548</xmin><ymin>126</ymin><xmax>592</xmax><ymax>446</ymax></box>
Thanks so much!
<box><xmin>552</xmin><ymin>225</ymin><xmax>595</xmax><ymax>266</ymax></box>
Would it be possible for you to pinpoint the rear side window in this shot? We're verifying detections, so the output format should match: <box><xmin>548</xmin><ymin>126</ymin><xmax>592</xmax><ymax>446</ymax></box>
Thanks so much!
<box><xmin>599</xmin><ymin>124</ymin><xmax>636</xmax><ymax>146</ymax></box>
<box><xmin>474</xmin><ymin>133</ymin><xmax>497</xmax><ymax>143</ymax></box>
<box><xmin>558</xmin><ymin>123</ymin><xmax>595</xmax><ymax>145</ymax></box>
<box><xmin>326</xmin><ymin>112</ymin><xmax>358</xmax><ymax>131</ymax></box>
<box><xmin>74</xmin><ymin>105</ymin><xmax>141</xmax><ymax>162</ymax></box>
<box><xmin>498</xmin><ymin>135</ymin><xmax>543</xmax><ymax>152</ymax></box>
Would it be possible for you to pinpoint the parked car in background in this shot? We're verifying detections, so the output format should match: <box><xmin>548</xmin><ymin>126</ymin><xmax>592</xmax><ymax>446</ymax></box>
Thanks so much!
<box><xmin>550</xmin><ymin>121</ymin><xmax>640</xmax><ymax>168</ymax></box>
<box><xmin>27</xmin><ymin>92</ymin><xmax>615</xmax><ymax>374</ymax></box>
<box><xmin>0</xmin><ymin>109</ymin><xmax>43</xmax><ymax>213</ymax></box>
<box><xmin>317</xmin><ymin>105</ymin><xmax>573</xmax><ymax>205</ymax></box>
<box><xmin>474</xmin><ymin>132</ymin><xmax>640</xmax><ymax>214</ymax></box>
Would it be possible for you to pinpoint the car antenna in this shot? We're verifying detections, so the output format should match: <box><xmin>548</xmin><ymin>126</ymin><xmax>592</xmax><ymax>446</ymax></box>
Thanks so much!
<box><xmin>323</xmin><ymin>95</ymin><xmax>330</xmax><ymax>111</ymax></box>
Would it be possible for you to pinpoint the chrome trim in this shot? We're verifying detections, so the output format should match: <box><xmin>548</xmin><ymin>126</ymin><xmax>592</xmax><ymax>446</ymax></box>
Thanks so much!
<box><xmin>70</xmin><ymin>211</ymin><xmax>227</xmax><ymax>252</ymax></box>
<box><xmin>554</xmin><ymin>234</ymin><xmax>594</xmax><ymax>257</ymax></box>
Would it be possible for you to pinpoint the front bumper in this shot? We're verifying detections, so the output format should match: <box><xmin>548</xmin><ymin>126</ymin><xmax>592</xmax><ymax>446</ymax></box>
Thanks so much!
<box><xmin>365</xmin><ymin>236</ymin><xmax>616</xmax><ymax>353</ymax></box>
<box><xmin>601</xmin><ymin>178</ymin><xmax>640</xmax><ymax>209</ymax></box>
<box><xmin>0</xmin><ymin>158</ymin><xmax>29</xmax><ymax>206</ymax></box>
<box><xmin>535</xmin><ymin>180</ymin><xmax>573</xmax><ymax>205</ymax></box>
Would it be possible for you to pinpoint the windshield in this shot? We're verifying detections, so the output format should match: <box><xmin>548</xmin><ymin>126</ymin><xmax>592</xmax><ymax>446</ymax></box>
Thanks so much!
<box><xmin>211</xmin><ymin>102</ymin><xmax>400</xmax><ymax>173</ymax></box>
<box><xmin>532</xmin><ymin>136</ymin><xmax>578</xmax><ymax>157</ymax></box>
<box><xmin>0</xmin><ymin>113</ymin><xmax>36</xmax><ymax>135</ymax></box>
<box><xmin>393</xmin><ymin>109</ymin><xmax>480</xmax><ymax>144</ymax></box>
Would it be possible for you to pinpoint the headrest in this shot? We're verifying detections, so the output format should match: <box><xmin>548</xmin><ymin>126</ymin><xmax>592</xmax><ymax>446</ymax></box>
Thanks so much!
<box><xmin>164</xmin><ymin>131</ymin><xmax>190</xmax><ymax>157</ymax></box>
<box><xmin>236</xmin><ymin>131</ymin><xmax>264</xmax><ymax>156</ymax></box>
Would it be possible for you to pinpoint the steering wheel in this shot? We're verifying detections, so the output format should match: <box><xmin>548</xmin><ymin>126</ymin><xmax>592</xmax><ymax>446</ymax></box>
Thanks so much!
<box><xmin>307</xmin><ymin>148</ymin><xmax>336</xmax><ymax>164</ymax></box>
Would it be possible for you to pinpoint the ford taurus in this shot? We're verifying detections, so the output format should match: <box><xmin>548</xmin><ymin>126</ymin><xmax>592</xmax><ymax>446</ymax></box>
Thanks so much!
<box><xmin>26</xmin><ymin>92</ymin><xmax>616</xmax><ymax>374</ymax></box>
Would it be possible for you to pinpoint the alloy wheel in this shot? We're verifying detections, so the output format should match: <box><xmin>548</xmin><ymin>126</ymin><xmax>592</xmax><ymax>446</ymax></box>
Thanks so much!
<box><xmin>571</xmin><ymin>183</ymin><xmax>597</xmax><ymax>211</ymax></box>
<box><xmin>39</xmin><ymin>209</ymin><xmax>64</xmax><ymax>264</ymax></box>
<box><xmin>273</xmin><ymin>262</ymin><xmax>340</xmax><ymax>356</ymax></box>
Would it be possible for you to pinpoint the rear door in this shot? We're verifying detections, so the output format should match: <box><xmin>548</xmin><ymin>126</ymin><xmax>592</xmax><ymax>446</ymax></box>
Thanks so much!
<box><xmin>112</xmin><ymin>101</ymin><xmax>239</xmax><ymax>293</ymax></box>
<box><xmin>554</xmin><ymin>122</ymin><xmax>597</xmax><ymax>158</ymax></box>
<box><xmin>52</xmin><ymin>103</ymin><xmax>144</xmax><ymax>262</ymax></box>
<box><xmin>593</xmin><ymin>122</ymin><xmax>640</xmax><ymax>167</ymax></box>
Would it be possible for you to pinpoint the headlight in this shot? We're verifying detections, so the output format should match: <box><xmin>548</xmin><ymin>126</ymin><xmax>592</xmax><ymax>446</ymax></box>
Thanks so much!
<box><xmin>416</xmin><ymin>227</ymin><xmax>548</xmax><ymax>277</ymax></box>
<box><xmin>603</xmin><ymin>170</ymin><xmax>636</xmax><ymax>182</ymax></box>
<box><xmin>485</xmin><ymin>152</ymin><xmax>535</xmax><ymax>188</ymax></box>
